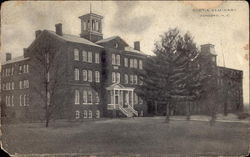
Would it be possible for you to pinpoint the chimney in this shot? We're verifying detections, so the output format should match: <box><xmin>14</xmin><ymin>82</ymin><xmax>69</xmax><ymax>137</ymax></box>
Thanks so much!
<box><xmin>23</xmin><ymin>48</ymin><xmax>28</xmax><ymax>57</ymax></box>
<box><xmin>6</xmin><ymin>53</ymin><xmax>11</xmax><ymax>61</ymax></box>
<box><xmin>55</xmin><ymin>23</ymin><xmax>63</xmax><ymax>36</ymax></box>
<box><xmin>134</xmin><ymin>41</ymin><xmax>140</xmax><ymax>51</ymax></box>
<box><xmin>200</xmin><ymin>44</ymin><xmax>216</xmax><ymax>55</ymax></box>
<box><xmin>35</xmin><ymin>30</ymin><xmax>42</xmax><ymax>38</ymax></box>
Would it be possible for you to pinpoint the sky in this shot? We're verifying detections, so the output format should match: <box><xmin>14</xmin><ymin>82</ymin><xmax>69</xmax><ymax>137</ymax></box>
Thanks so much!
<box><xmin>1</xmin><ymin>1</ymin><xmax>249</xmax><ymax>105</ymax></box>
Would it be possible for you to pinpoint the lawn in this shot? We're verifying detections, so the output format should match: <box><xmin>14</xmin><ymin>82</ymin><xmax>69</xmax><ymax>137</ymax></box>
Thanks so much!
<box><xmin>1</xmin><ymin>117</ymin><xmax>249</xmax><ymax>156</ymax></box>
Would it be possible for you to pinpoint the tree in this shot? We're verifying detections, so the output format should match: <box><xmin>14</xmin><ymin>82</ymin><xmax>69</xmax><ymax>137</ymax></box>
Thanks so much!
<box><xmin>136</xmin><ymin>28</ymin><xmax>203</xmax><ymax>122</ymax></box>
<box><xmin>30</xmin><ymin>34</ymin><xmax>70</xmax><ymax>127</ymax></box>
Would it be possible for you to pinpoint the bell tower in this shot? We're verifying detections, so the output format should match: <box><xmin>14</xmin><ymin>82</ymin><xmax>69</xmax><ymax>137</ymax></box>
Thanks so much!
<box><xmin>79</xmin><ymin>12</ymin><xmax>103</xmax><ymax>42</ymax></box>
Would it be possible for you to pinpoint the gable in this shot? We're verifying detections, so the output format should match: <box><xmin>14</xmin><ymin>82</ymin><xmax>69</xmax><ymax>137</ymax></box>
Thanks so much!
<box><xmin>96</xmin><ymin>36</ymin><xmax>129</xmax><ymax>50</ymax></box>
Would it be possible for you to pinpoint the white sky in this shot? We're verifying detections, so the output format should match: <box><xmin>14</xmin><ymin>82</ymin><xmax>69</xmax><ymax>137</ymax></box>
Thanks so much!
<box><xmin>1</xmin><ymin>1</ymin><xmax>249</xmax><ymax>105</ymax></box>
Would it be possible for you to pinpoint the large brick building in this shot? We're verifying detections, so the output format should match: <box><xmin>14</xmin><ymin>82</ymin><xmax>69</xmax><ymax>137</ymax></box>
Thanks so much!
<box><xmin>0</xmin><ymin>12</ymin><xmax>243</xmax><ymax>121</ymax></box>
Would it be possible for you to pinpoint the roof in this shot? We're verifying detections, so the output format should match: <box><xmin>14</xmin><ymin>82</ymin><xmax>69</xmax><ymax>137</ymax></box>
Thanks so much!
<box><xmin>2</xmin><ymin>56</ymin><xmax>30</xmax><ymax>65</ymax></box>
<box><xmin>124</xmin><ymin>46</ymin><xmax>147</xmax><ymax>55</ymax></box>
<box><xmin>46</xmin><ymin>30</ymin><xmax>103</xmax><ymax>48</ymax></box>
<box><xmin>95</xmin><ymin>36</ymin><xmax>120</xmax><ymax>44</ymax></box>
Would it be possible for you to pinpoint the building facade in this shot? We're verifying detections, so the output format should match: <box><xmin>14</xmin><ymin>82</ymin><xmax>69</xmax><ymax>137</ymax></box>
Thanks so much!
<box><xmin>0</xmin><ymin>12</ymin><xmax>244</xmax><ymax>121</ymax></box>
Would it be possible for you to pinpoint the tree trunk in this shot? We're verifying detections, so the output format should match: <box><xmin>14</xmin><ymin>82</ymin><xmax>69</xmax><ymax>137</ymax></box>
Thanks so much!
<box><xmin>45</xmin><ymin>116</ymin><xmax>49</xmax><ymax>128</ymax></box>
<box><xmin>165</xmin><ymin>102</ymin><xmax>170</xmax><ymax>123</ymax></box>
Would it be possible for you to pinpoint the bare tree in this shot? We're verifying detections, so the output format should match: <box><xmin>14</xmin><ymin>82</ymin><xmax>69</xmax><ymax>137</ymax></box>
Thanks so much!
<box><xmin>30</xmin><ymin>35</ymin><xmax>70</xmax><ymax>127</ymax></box>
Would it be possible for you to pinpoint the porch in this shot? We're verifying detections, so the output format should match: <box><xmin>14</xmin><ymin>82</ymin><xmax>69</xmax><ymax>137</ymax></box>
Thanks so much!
<box><xmin>106</xmin><ymin>83</ymin><xmax>138</xmax><ymax>117</ymax></box>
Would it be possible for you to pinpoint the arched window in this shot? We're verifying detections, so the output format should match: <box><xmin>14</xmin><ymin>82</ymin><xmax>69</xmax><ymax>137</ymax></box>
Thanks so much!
<box><xmin>124</xmin><ymin>58</ymin><xmax>128</xmax><ymax>67</ymax></box>
<box><xmin>124</xmin><ymin>74</ymin><xmax>128</xmax><ymax>84</ymax></box>
<box><xmin>83</xmin><ymin>70</ymin><xmax>87</xmax><ymax>81</ymax></box>
<box><xmin>116</xmin><ymin>55</ymin><xmax>120</xmax><ymax>65</ymax></box>
<box><xmin>83</xmin><ymin>110</ymin><xmax>88</xmax><ymax>118</ymax></box>
<box><xmin>87</xmin><ymin>90</ymin><xmax>92</xmax><ymax>104</ymax></box>
<box><xmin>130</xmin><ymin>75</ymin><xmax>133</xmax><ymax>84</ymax></box>
<box><xmin>82</xmin><ymin>50</ymin><xmax>87</xmax><ymax>62</ymax></box>
<box><xmin>88</xmin><ymin>51</ymin><xmax>92</xmax><ymax>63</ymax></box>
<box><xmin>88</xmin><ymin>110</ymin><xmax>92</xmax><ymax>118</ymax></box>
<box><xmin>95</xmin><ymin>53</ymin><xmax>100</xmax><ymax>64</ymax></box>
<box><xmin>112</xmin><ymin>54</ymin><xmax>116</xmax><ymax>65</ymax></box>
<box><xmin>95</xmin><ymin>91</ymin><xmax>100</xmax><ymax>104</ymax></box>
<box><xmin>75</xmin><ymin>110</ymin><xmax>80</xmax><ymax>119</ymax></box>
<box><xmin>134</xmin><ymin>75</ymin><xmax>138</xmax><ymax>84</ymax></box>
<box><xmin>112</xmin><ymin>72</ymin><xmax>116</xmax><ymax>83</ymax></box>
<box><xmin>139</xmin><ymin>60</ymin><xmax>143</xmax><ymax>69</ymax></box>
<box><xmin>12</xmin><ymin>95</ymin><xmax>14</xmax><ymax>106</ymax></box>
<box><xmin>74</xmin><ymin>49</ymin><xmax>79</xmax><ymax>61</ymax></box>
<box><xmin>116</xmin><ymin>73</ymin><xmax>120</xmax><ymax>83</ymax></box>
<box><xmin>19</xmin><ymin>95</ymin><xmax>22</xmax><ymax>106</ymax></box>
<box><xmin>96</xmin><ymin>110</ymin><xmax>100</xmax><ymax>118</ymax></box>
<box><xmin>130</xmin><ymin>59</ymin><xmax>134</xmax><ymax>68</ymax></box>
<box><xmin>95</xmin><ymin>71</ymin><xmax>100</xmax><ymax>83</ymax></box>
<box><xmin>134</xmin><ymin>59</ymin><xmax>138</xmax><ymax>69</ymax></box>
<box><xmin>88</xmin><ymin>70</ymin><xmax>92</xmax><ymax>82</ymax></box>
<box><xmin>83</xmin><ymin>90</ymin><xmax>87</xmax><ymax>104</ymax></box>
<box><xmin>75</xmin><ymin>90</ymin><xmax>80</xmax><ymax>104</ymax></box>
<box><xmin>24</xmin><ymin>94</ymin><xmax>26</xmax><ymax>106</ymax></box>
<box><xmin>74</xmin><ymin>68</ymin><xmax>79</xmax><ymax>80</ymax></box>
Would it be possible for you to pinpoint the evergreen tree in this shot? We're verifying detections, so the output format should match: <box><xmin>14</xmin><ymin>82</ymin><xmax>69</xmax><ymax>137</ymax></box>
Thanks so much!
<box><xmin>136</xmin><ymin>28</ymin><xmax>203</xmax><ymax>122</ymax></box>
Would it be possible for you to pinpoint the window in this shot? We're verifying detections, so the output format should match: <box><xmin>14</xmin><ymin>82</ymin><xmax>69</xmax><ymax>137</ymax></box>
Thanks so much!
<box><xmin>83</xmin><ymin>90</ymin><xmax>88</xmax><ymax>104</ymax></box>
<box><xmin>11</xmin><ymin>67</ymin><xmax>14</xmax><ymax>75</ymax></box>
<box><xmin>83</xmin><ymin>70</ymin><xmax>87</xmax><ymax>81</ymax></box>
<box><xmin>19</xmin><ymin>81</ymin><xmax>23</xmax><ymax>89</ymax></box>
<box><xmin>130</xmin><ymin>75</ymin><xmax>133</xmax><ymax>84</ymax></box>
<box><xmin>130</xmin><ymin>59</ymin><xmax>134</xmax><ymax>68</ymax></box>
<box><xmin>74</xmin><ymin>68</ymin><xmax>79</xmax><ymax>80</ymax></box>
<box><xmin>82</xmin><ymin>50</ymin><xmax>87</xmax><ymax>62</ymax></box>
<box><xmin>95</xmin><ymin>71</ymin><xmax>100</xmax><ymax>83</ymax></box>
<box><xmin>27</xmin><ymin>64</ymin><xmax>29</xmax><ymax>73</ymax></box>
<box><xmin>87</xmin><ymin>90</ymin><xmax>92</xmax><ymax>104</ymax></box>
<box><xmin>75</xmin><ymin>90</ymin><xmax>80</xmax><ymax>104</ymax></box>
<box><xmin>112</xmin><ymin>54</ymin><xmax>116</xmax><ymax>65</ymax></box>
<box><xmin>5</xmin><ymin>96</ymin><xmax>8</xmax><ymax>106</ymax></box>
<box><xmin>87</xmin><ymin>51</ymin><xmax>92</xmax><ymax>63</ymax></box>
<box><xmin>74</xmin><ymin>48</ymin><xmax>79</xmax><ymax>61</ymax></box>
<box><xmin>11</xmin><ymin>95</ymin><xmax>14</xmax><ymax>106</ymax></box>
<box><xmin>112</xmin><ymin>72</ymin><xmax>116</xmax><ymax>83</ymax></box>
<box><xmin>138</xmin><ymin>76</ymin><xmax>143</xmax><ymax>85</ymax></box>
<box><xmin>95</xmin><ymin>53</ymin><xmax>100</xmax><ymax>64</ymax></box>
<box><xmin>139</xmin><ymin>60</ymin><xmax>143</xmax><ymax>69</ymax></box>
<box><xmin>116</xmin><ymin>73</ymin><xmax>120</xmax><ymax>83</ymax></box>
<box><xmin>124</xmin><ymin>58</ymin><xmax>128</xmax><ymax>67</ymax></box>
<box><xmin>24</xmin><ymin>95</ymin><xmax>26</xmax><ymax>106</ymax></box>
<box><xmin>88</xmin><ymin>70</ymin><xmax>92</xmax><ymax>82</ymax></box>
<box><xmin>95</xmin><ymin>91</ymin><xmax>100</xmax><ymax>104</ymax></box>
<box><xmin>19</xmin><ymin>95</ymin><xmax>22</xmax><ymax>106</ymax></box>
<box><xmin>19</xmin><ymin>65</ymin><xmax>22</xmax><ymax>74</ymax></box>
<box><xmin>26</xmin><ymin>95</ymin><xmax>29</xmax><ymax>106</ymax></box>
<box><xmin>12</xmin><ymin>82</ymin><xmax>14</xmax><ymax>90</ymax></box>
<box><xmin>116</xmin><ymin>55</ymin><xmax>120</xmax><ymax>65</ymax></box>
<box><xmin>88</xmin><ymin>110</ymin><xmax>92</xmax><ymax>118</ymax></box>
<box><xmin>96</xmin><ymin>110</ymin><xmax>100</xmax><ymax>118</ymax></box>
<box><xmin>83</xmin><ymin>110</ymin><xmax>88</xmax><ymax>118</ymax></box>
<box><xmin>75</xmin><ymin>111</ymin><xmax>80</xmax><ymax>119</ymax></box>
<box><xmin>124</xmin><ymin>74</ymin><xmax>128</xmax><ymax>84</ymax></box>
<box><xmin>134</xmin><ymin>59</ymin><xmax>138</xmax><ymax>69</ymax></box>
<box><xmin>134</xmin><ymin>75</ymin><xmax>138</xmax><ymax>84</ymax></box>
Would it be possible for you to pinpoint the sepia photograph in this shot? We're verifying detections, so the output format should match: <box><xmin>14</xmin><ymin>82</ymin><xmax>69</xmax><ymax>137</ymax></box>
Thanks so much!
<box><xmin>0</xmin><ymin>1</ymin><xmax>249</xmax><ymax>156</ymax></box>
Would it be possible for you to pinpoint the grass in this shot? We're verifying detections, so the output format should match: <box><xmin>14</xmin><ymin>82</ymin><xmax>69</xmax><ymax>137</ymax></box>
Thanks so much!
<box><xmin>1</xmin><ymin>117</ymin><xmax>249</xmax><ymax>156</ymax></box>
